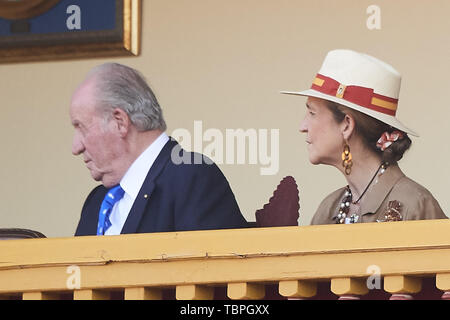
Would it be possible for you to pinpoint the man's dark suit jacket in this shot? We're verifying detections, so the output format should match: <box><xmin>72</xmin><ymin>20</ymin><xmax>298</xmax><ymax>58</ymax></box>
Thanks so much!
<box><xmin>75</xmin><ymin>138</ymin><xmax>248</xmax><ymax>236</ymax></box>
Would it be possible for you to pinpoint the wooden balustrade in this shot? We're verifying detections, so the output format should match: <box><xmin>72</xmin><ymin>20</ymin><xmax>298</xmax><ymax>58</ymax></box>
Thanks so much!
<box><xmin>0</xmin><ymin>219</ymin><xmax>449</xmax><ymax>300</ymax></box>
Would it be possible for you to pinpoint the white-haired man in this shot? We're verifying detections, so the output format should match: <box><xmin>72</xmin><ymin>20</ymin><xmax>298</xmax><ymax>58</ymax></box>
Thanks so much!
<box><xmin>70</xmin><ymin>63</ymin><xmax>248</xmax><ymax>235</ymax></box>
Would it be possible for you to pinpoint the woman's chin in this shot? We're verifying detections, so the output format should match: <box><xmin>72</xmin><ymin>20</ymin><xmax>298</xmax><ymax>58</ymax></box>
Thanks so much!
<box><xmin>308</xmin><ymin>156</ymin><xmax>321</xmax><ymax>165</ymax></box>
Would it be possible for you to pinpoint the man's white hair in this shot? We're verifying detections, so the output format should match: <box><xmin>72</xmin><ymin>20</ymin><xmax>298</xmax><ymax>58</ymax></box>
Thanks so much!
<box><xmin>87</xmin><ymin>63</ymin><xmax>167</xmax><ymax>132</ymax></box>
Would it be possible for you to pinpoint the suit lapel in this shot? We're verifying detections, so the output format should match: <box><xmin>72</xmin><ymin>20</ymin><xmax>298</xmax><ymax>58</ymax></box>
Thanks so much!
<box><xmin>120</xmin><ymin>138</ymin><xmax>178</xmax><ymax>234</ymax></box>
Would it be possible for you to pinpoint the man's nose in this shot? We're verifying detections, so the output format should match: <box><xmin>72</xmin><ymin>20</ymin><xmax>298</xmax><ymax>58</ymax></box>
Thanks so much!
<box><xmin>72</xmin><ymin>134</ymin><xmax>85</xmax><ymax>156</ymax></box>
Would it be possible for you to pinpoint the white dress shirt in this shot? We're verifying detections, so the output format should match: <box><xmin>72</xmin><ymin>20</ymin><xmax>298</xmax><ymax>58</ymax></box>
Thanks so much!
<box><xmin>105</xmin><ymin>132</ymin><xmax>170</xmax><ymax>235</ymax></box>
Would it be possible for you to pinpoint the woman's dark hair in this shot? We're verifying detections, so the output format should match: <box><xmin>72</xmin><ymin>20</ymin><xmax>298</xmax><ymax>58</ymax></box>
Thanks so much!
<box><xmin>325</xmin><ymin>101</ymin><xmax>412</xmax><ymax>164</ymax></box>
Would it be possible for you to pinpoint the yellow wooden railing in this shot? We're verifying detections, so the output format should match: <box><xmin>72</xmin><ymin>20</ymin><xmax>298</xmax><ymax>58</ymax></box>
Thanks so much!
<box><xmin>1</xmin><ymin>219</ymin><xmax>450</xmax><ymax>300</ymax></box>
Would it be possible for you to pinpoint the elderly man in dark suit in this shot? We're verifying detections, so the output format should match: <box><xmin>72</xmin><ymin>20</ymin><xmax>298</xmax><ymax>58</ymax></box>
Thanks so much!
<box><xmin>70</xmin><ymin>63</ymin><xmax>248</xmax><ymax>236</ymax></box>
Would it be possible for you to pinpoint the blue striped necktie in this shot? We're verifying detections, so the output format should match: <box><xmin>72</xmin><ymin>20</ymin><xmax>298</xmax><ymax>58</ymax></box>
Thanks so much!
<box><xmin>97</xmin><ymin>185</ymin><xmax>125</xmax><ymax>235</ymax></box>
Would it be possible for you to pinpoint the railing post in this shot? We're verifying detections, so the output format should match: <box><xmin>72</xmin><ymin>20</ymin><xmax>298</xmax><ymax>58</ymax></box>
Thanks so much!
<box><xmin>176</xmin><ymin>285</ymin><xmax>214</xmax><ymax>300</ymax></box>
<box><xmin>278</xmin><ymin>280</ymin><xmax>317</xmax><ymax>299</ymax></box>
<box><xmin>436</xmin><ymin>273</ymin><xmax>450</xmax><ymax>300</ymax></box>
<box><xmin>73</xmin><ymin>289</ymin><xmax>111</xmax><ymax>300</ymax></box>
<box><xmin>124</xmin><ymin>287</ymin><xmax>162</xmax><ymax>300</ymax></box>
<box><xmin>331</xmin><ymin>278</ymin><xmax>368</xmax><ymax>300</ymax></box>
<box><xmin>227</xmin><ymin>282</ymin><xmax>265</xmax><ymax>300</ymax></box>
<box><xmin>22</xmin><ymin>291</ymin><xmax>60</xmax><ymax>300</ymax></box>
<box><xmin>384</xmin><ymin>275</ymin><xmax>421</xmax><ymax>300</ymax></box>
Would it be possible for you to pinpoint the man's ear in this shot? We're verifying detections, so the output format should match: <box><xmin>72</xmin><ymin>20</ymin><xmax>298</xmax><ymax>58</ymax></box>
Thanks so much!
<box><xmin>112</xmin><ymin>108</ymin><xmax>131</xmax><ymax>137</ymax></box>
<box><xmin>342</xmin><ymin>114</ymin><xmax>356</xmax><ymax>141</ymax></box>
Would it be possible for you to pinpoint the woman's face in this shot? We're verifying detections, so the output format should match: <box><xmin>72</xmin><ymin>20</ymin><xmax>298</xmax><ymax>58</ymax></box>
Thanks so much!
<box><xmin>299</xmin><ymin>97</ymin><xmax>345</xmax><ymax>166</ymax></box>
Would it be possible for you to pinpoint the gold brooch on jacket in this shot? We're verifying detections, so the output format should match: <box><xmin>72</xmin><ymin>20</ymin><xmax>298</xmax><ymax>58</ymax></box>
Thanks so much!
<box><xmin>377</xmin><ymin>200</ymin><xmax>403</xmax><ymax>222</ymax></box>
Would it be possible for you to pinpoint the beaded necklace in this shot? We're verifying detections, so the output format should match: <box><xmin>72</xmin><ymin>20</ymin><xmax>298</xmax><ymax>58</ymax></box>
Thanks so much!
<box><xmin>335</xmin><ymin>162</ymin><xmax>388</xmax><ymax>224</ymax></box>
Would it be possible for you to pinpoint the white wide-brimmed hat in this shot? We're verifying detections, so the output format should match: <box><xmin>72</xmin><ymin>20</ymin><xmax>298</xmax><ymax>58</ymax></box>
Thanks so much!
<box><xmin>281</xmin><ymin>49</ymin><xmax>418</xmax><ymax>136</ymax></box>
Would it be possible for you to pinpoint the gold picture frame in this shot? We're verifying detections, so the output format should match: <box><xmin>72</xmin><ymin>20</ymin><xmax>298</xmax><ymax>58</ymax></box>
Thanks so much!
<box><xmin>0</xmin><ymin>0</ymin><xmax>141</xmax><ymax>63</ymax></box>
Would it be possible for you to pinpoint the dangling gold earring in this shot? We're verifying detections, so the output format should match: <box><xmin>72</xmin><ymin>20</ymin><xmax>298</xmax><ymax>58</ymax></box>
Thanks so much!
<box><xmin>342</xmin><ymin>143</ymin><xmax>353</xmax><ymax>175</ymax></box>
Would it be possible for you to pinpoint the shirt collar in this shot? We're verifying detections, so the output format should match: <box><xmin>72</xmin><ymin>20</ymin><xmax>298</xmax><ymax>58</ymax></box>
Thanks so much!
<box><xmin>359</xmin><ymin>164</ymin><xmax>405</xmax><ymax>215</ymax></box>
<box><xmin>120</xmin><ymin>132</ymin><xmax>170</xmax><ymax>200</ymax></box>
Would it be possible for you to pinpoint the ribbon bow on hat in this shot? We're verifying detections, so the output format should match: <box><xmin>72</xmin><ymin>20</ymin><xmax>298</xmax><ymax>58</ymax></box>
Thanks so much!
<box><xmin>376</xmin><ymin>131</ymin><xmax>404</xmax><ymax>151</ymax></box>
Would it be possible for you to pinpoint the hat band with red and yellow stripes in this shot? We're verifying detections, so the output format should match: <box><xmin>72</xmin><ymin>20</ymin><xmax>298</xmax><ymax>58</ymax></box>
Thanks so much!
<box><xmin>311</xmin><ymin>74</ymin><xmax>398</xmax><ymax>116</ymax></box>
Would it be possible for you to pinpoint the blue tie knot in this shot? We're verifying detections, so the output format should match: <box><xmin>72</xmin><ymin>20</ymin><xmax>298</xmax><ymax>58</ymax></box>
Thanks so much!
<box><xmin>97</xmin><ymin>185</ymin><xmax>125</xmax><ymax>235</ymax></box>
<box><xmin>104</xmin><ymin>185</ymin><xmax>125</xmax><ymax>206</ymax></box>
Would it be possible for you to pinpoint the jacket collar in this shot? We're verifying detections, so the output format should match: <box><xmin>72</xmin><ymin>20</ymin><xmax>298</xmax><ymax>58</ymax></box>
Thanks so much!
<box><xmin>359</xmin><ymin>164</ymin><xmax>405</xmax><ymax>215</ymax></box>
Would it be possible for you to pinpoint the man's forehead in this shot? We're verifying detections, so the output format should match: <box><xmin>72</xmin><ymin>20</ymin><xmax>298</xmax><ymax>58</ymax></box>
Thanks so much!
<box><xmin>70</xmin><ymin>79</ymin><xmax>99</xmax><ymax>114</ymax></box>
<box><xmin>72</xmin><ymin>76</ymin><xmax>97</xmax><ymax>101</ymax></box>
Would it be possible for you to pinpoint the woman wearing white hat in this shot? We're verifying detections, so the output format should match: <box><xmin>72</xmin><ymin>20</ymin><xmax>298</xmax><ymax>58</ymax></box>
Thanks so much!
<box><xmin>282</xmin><ymin>49</ymin><xmax>447</xmax><ymax>224</ymax></box>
